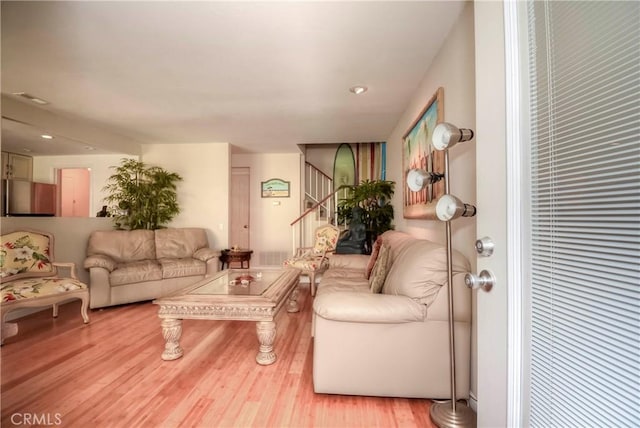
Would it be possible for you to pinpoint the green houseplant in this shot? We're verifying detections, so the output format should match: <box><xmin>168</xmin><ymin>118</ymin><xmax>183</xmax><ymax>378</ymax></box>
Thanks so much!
<box><xmin>336</xmin><ymin>179</ymin><xmax>395</xmax><ymax>253</ymax></box>
<box><xmin>103</xmin><ymin>158</ymin><xmax>183</xmax><ymax>230</ymax></box>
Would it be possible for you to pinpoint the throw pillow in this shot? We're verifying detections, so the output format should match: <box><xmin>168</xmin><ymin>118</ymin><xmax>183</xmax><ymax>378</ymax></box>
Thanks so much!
<box><xmin>365</xmin><ymin>236</ymin><xmax>383</xmax><ymax>279</ymax></box>
<box><xmin>368</xmin><ymin>244</ymin><xmax>390</xmax><ymax>293</ymax></box>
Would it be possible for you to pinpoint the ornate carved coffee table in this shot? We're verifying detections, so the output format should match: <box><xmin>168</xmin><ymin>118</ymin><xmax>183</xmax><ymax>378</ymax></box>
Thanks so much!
<box><xmin>153</xmin><ymin>268</ymin><xmax>301</xmax><ymax>365</ymax></box>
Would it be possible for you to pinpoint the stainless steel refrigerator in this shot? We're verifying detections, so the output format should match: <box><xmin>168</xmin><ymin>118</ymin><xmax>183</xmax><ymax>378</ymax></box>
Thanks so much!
<box><xmin>1</xmin><ymin>179</ymin><xmax>57</xmax><ymax>216</ymax></box>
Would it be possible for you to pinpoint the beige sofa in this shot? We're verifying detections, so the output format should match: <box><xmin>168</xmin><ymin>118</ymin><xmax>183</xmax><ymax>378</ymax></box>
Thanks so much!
<box><xmin>312</xmin><ymin>230</ymin><xmax>471</xmax><ymax>400</ymax></box>
<box><xmin>84</xmin><ymin>228</ymin><xmax>219</xmax><ymax>308</ymax></box>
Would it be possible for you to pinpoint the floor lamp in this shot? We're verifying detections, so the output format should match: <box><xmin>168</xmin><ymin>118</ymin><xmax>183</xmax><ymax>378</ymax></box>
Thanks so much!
<box><xmin>406</xmin><ymin>122</ymin><xmax>477</xmax><ymax>428</ymax></box>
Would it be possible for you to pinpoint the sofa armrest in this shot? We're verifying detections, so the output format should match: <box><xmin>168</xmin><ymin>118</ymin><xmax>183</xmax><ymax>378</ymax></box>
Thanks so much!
<box><xmin>313</xmin><ymin>292</ymin><xmax>426</xmax><ymax>323</ymax></box>
<box><xmin>193</xmin><ymin>247</ymin><xmax>221</xmax><ymax>262</ymax></box>
<box><xmin>83</xmin><ymin>255</ymin><xmax>117</xmax><ymax>272</ymax></box>
<box><xmin>205</xmin><ymin>258</ymin><xmax>219</xmax><ymax>276</ymax></box>
<box><xmin>328</xmin><ymin>254</ymin><xmax>370</xmax><ymax>270</ymax></box>
<box><xmin>426</xmin><ymin>272</ymin><xmax>471</xmax><ymax>323</ymax></box>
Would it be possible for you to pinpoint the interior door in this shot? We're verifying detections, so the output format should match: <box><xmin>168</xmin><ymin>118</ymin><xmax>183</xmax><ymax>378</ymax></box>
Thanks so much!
<box><xmin>59</xmin><ymin>168</ymin><xmax>90</xmax><ymax>217</ymax></box>
<box><xmin>474</xmin><ymin>2</ymin><xmax>510</xmax><ymax>426</ymax></box>
<box><xmin>230</xmin><ymin>167</ymin><xmax>250</xmax><ymax>249</ymax></box>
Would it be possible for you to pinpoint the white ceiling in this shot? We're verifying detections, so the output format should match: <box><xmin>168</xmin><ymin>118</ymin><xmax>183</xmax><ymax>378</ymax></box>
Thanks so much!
<box><xmin>1</xmin><ymin>1</ymin><xmax>466</xmax><ymax>155</ymax></box>
<box><xmin>2</xmin><ymin>117</ymin><xmax>116</xmax><ymax>156</ymax></box>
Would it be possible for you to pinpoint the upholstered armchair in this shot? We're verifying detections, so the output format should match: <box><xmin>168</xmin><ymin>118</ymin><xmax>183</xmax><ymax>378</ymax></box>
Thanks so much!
<box><xmin>1</xmin><ymin>229</ymin><xmax>90</xmax><ymax>344</ymax></box>
<box><xmin>283</xmin><ymin>224</ymin><xmax>340</xmax><ymax>296</ymax></box>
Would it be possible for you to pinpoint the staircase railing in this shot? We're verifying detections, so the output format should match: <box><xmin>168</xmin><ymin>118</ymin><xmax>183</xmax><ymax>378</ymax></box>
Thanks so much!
<box><xmin>290</xmin><ymin>189</ymin><xmax>343</xmax><ymax>256</ymax></box>
<box><xmin>291</xmin><ymin>162</ymin><xmax>353</xmax><ymax>255</ymax></box>
<box><xmin>305</xmin><ymin>162</ymin><xmax>332</xmax><ymax>208</ymax></box>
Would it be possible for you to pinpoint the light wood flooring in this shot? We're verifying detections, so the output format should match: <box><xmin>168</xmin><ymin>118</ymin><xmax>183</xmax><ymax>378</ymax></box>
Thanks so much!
<box><xmin>1</xmin><ymin>281</ymin><xmax>435</xmax><ymax>428</ymax></box>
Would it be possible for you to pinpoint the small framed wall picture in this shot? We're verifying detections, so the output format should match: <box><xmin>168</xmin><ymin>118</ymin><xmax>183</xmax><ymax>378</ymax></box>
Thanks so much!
<box><xmin>261</xmin><ymin>178</ymin><xmax>290</xmax><ymax>198</ymax></box>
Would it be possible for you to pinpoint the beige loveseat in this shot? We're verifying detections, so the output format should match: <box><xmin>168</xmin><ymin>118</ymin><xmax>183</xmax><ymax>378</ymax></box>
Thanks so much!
<box><xmin>84</xmin><ymin>228</ymin><xmax>220</xmax><ymax>308</ymax></box>
<box><xmin>312</xmin><ymin>230</ymin><xmax>471</xmax><ymax>400</ymax></box>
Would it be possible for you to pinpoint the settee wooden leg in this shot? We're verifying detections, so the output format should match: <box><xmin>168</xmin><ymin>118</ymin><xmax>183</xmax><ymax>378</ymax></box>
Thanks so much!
<box><xmin>1</xmin><ymin>321</ymin><xmax>18</xmax><ymax>345</ymax></box>
<box><xmin>52</xmin><ymin>303</ymin><xmax>59</xmax><ymax>318</ymax></box>
<box><xmin>309</xmin><ymin>272</ymin><xmax>316</xmax><ymax>296</ymax></box>
<box><xmin>80</xmin><ymin>294</ymin><xmax>90</xmax><ymax>324</ymax></box>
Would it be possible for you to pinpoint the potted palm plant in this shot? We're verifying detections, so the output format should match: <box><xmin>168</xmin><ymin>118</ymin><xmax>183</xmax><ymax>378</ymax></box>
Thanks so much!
<box><xmin>336</xmin><ymin>179</ymin><xmax>395</xmax><ymax>253</ymax></box>
<box><xmin>103</xmin><ymin>158</ymin><xmax>183</xmax><ymax>230</ymax></box>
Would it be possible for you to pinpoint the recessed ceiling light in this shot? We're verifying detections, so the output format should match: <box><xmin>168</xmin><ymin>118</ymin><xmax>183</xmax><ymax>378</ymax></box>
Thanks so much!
<box><xmin>23</xmin><ymin>148</ymin><xmax>32</xmax><ymax>153</ymax></box>
<box><xmin>85</xmin><ymin>146</ymin><xmax>96</xmax><ymax>151</ymax></box>
<box><xmin>41</xmin><ymin>134</ymin><xmax>54</xmax><ymax>139</ymax></box>
<box><xmin>12</xmin><ymin>92</ymin><xmax>50</xmax><ymax>105</ymax></box>
<box><xmin>349</xmin><ymin>86</ymin><xmax>368</xmax><ymax>95</ymax></box>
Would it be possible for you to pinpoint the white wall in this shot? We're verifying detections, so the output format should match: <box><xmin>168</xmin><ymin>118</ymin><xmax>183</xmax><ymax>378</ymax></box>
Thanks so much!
<box><xmin>141</xmin><ymin>143</ymin><xmax>230</xmax><ymax>249</ymax></box>
<box><xmin>232</xmin><ymin>153</ymin><xmax>302</xmax><ymax>263</ymax></box>
<box><xmin>304</xmin><ymin>144</ymin><xmax>339</xmax><ymax>178</ymax></box>
<box><xmin>387</xmin><ymin>3</ymin><xmax>476</xmax><ymax>262</ymax></box>
<box><xmin>385</xmin><ymin>2</ymin><xmax>478</xmax><ymax>396</ymax></box>
<box><xmin>32</xmin><ymin>154</ymin><xmax>138</xmax><ymax>217</ymax></box>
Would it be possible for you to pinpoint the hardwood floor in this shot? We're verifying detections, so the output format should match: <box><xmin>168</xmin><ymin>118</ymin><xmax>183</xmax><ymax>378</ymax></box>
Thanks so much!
<box><xmin>1</xmin><ymin>281</ymin><xmax>436</xmax><ymax>428</ymax></box>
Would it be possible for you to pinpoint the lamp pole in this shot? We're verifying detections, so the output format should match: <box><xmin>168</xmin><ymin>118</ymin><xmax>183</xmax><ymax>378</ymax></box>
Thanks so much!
<box><xmin>429</xmin><ymin>148</ymin><xmax>476</xmax><ymax>428</ymax></box>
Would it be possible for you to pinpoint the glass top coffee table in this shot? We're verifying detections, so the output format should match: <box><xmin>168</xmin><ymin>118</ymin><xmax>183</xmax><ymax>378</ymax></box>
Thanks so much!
<box><xmin>153</xmin><ymin>267</ymin><xmax>301</xmax><ymax>365</ymax></box>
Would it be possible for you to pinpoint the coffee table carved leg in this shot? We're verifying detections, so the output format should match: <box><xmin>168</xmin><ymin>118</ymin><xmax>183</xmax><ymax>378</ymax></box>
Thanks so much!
<box><xmin>161</xmin><ymin>318</ymin><xmax>183</xmax><ymax>361</ymax></box>
<box><xmin>256</xmin><ymin>321</ymin><xmax>276</xmax><ymax>365</ymax></box>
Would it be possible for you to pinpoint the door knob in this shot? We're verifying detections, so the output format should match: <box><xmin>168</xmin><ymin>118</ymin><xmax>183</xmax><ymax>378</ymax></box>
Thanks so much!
<box><xmin>475</xmin><ymin>236</ymin><xmax>494</xmax><ymax>257</ymax></box>
<box><xmin>464</xmin><ymin>270</ymin><xmax>495</xmax><ymax>292</ymax></box>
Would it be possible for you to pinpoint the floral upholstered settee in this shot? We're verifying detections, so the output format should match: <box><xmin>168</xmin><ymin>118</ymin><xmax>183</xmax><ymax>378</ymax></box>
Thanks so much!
<box><xmin>283</xmin><ymin>224</ymin><xmax>340</xmax><ymax>296</ymax></box>
<box><xmin>1</xmin><ymin>229</ymin><xmax>90</xmax><ymax>344</ymax></box>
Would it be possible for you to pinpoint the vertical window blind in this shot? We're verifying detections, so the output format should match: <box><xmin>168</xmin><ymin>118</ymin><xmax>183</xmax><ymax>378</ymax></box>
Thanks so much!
<box><xmin>527</xmin><ymin>1</ymin><xmax>640</xmax><ymax>427</ymax></box>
